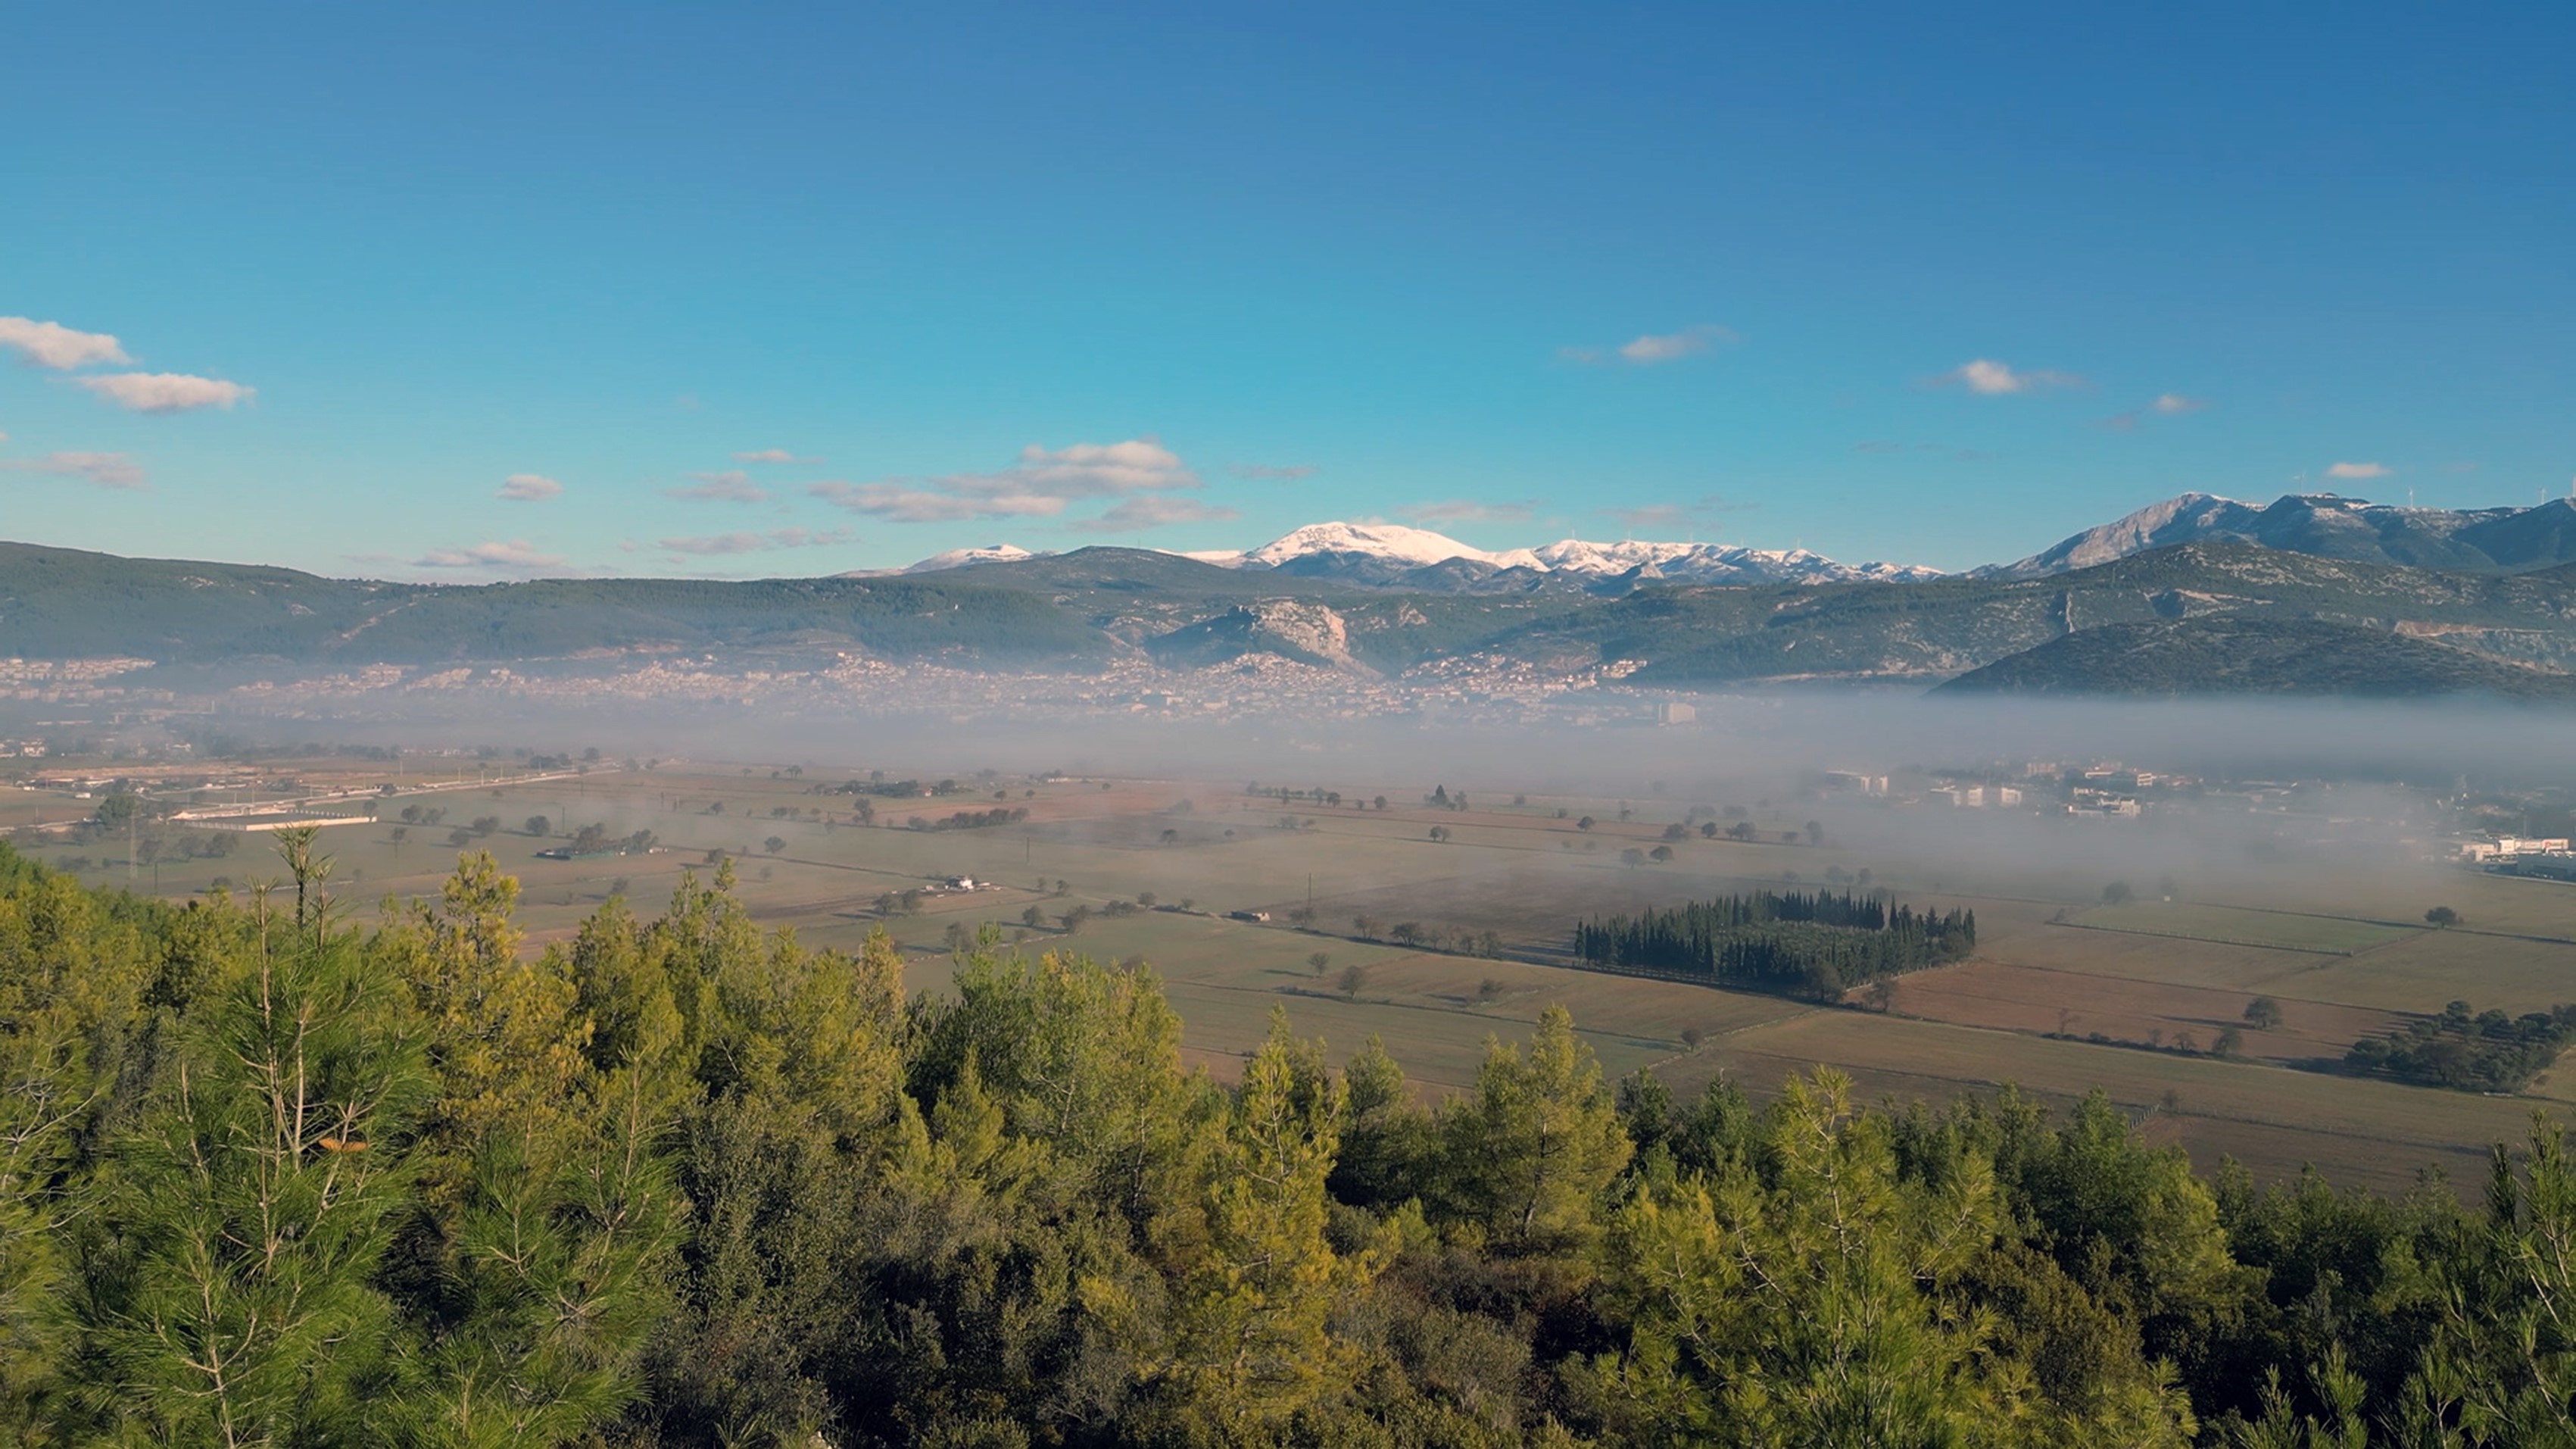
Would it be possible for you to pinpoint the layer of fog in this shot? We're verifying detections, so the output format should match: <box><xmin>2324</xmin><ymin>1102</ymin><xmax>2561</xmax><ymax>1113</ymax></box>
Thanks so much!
<box><xmin>119</xmin><ymin>692</ymin><xmax>2575</xmax><ymax>923</ymax></box>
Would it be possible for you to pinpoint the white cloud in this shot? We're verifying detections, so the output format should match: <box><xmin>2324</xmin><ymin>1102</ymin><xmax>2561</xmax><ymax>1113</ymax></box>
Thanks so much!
<box><xmin>812</xmin><ymin>438</ymin><xmax>1205</xmax><ymax>524</ymax></box>
<box><xmin>732</xmin><ymin>448</ymin><xmax>816</xmax><ymax>464</ymax></box>
<box><xmin>666</xmin><ymin>470</ymin><xmax>770</xmax><ymax>503</ymax></box>
<box><xmin>0</xmin><ymin>317</ymin><xmax>129</xmax><ymax>370</ymax></box>
<box><xmin>497</xmin><ymin>473</ymin><xmax>563</xmax><ymax>501</ymax></box>
<box><xmin>76</xmin><ymin>372</ymin><xmax>255</xmax><ymax>413</ymax></box>
<box><xmin>2326</xmin><ymin>461</ymin><xmax>2391</xmax><ymax>480</ymax></box>
<box><xmin>1409</xmin><ymin>499</ymin><xmax>1536</xmax><ymax>526</ymax></box>
<box><xmin>657</xmin><ymin>527</ymin><xmax>850</xmax><ymax>555</ymax></box>
<box><xmin>1562</xmin><ymin>324</ymin><xmax>1735</xmax><ymax>367</ymax></box>
<box><xmin>807</xmin><ymin>482</ymin><xmax>1005</xmax><ymax>523</ymax></box>
<box><xmin>953</xmin><ymin>439</ymin><xmax>1197</xmax><ymax>499</ymax></box>
<box><xmin>413</xmin><ymin>539</ymin><xmax>568</xmax><ymax>571</ymax></box>
<box><xmin>1069</xmin><ymin>497</ymin><xmax>1240</xmax><ymax>532</ymax></box>
<box><xmin>2153</xmin><ymin>393</ymin><xmax>2206</xmax><ymax>415</ymax></box>
<box><xmin>0</xmin><ymin>450</ymin><xmax>147</xmax><ymax>489</ymax></box>
<box><xmin>1230</xmin><ymin>463</ymin><xmax>1318</xmax><ymax>481</ymax></box>
<box><xmin>1936</xmin><ymin>358</ymin><xmax>2082</xmax><ymax>395</ymax></box>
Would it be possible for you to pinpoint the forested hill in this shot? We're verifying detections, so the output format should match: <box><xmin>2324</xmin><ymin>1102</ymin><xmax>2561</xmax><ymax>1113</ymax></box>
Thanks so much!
<box><xmin>1937</xmin><ymin>616</ymin><xmax>2576</xmax><ymax>698</ymax></box>
<box><xmin>4</xmin><ymin>838</ymin><xmax>2576</xmax><ymax>1444</ymax></box>
<box><xmin>0</xmin><ymin>540</ymin><xmax>1107</xmax><ymax>667</ymax></box>
<box><xmin>9</xmin><ymin>536</ymin><xmax>2576</xmax><ymax>694</ymax></box>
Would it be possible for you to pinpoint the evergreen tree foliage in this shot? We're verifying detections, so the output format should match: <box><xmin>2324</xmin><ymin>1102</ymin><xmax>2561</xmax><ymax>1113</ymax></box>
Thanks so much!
<box><xmin>1575</xmin><ymin>891</ymin><xmax>1975</xmax><ymax>997</ymax></box>
<box><xmin>2</xmin><ymin>837</ymin><xmax>2575</xmax><ymax>1444</ymax></box>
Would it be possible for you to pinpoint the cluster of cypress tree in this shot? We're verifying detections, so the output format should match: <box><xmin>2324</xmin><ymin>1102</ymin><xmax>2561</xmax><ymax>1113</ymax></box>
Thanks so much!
<box><xmin>6</xmin><ymin>838</ymin><xmax>2576</xmax><ymax>1446</ymax></box>
<box><xmin>1573</xmin><ymin>890</ymin><xmax>1975</xmax><ymax>997</ymax></box>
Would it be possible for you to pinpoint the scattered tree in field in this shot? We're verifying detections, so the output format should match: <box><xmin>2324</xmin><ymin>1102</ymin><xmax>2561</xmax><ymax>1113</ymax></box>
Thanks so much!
<box><xmin>1648</xmin><ymin>845</ymin><xmax>1673</xmax><ymax>863</ymax></box>
<box><xmin>2244</xmin><ymin>997</ymin><xmax>2283</xmax><ymax>1032</ymax></box>
<box><xmin>1023</xmin><ymin>905</ymin><xmax>1046</xmax><ymax>928</ymax></box>
<box><xmin>1137</xmin><ymin>891</ymin><xmax>1157</xmax><ymax>909</ymax></box>
<box><xmin>1389</xmin><ymin>923</ymin><xmax>1422</xmax><ymax>946</ymax></box>
<box><xmin>388</xmin><ymin>826</ymin><xmax>408</xmax><ymax>851</ymax></box>
<box><xmin>1663</xmin><ymin>823</ymin><xmax>1688</xmax><ymax>841</ymax></box>
<box><xmin>1679</xmin><ymin>1026</ymin><xmax>1704</xmax><ymax>1051</ymax></box>
<box><xmin>2101</xmin><ymin>880</ymin><xmax>2135</xmax><ymax>905</ymax></box>
<box><xmin>524</xmin><ymin>814</ymin><xmax>550</xmax><ymax>837</ymax></box>
<box><xmin>1287</xmin><ymin>905</ymin><xmax>1315</xmax><ymax>928</ymax></box>
<box><xmin>1427</xmin><ymin>826</ymin><xmax>1450</xmax><ymax>843</ymax></box>
<box><xmin>1726</xmin><ymin>821</ymin><xmax>1757</xmax><ymax>842</ymax></box>
<box><xmin>1308</xmin><ymin>951</ymin><xmax>1330</xmax><ymax>977</ymax></box>
<box><xmin>703</xmin><ymin>847</ymin><xmax>725</xmax><ymax>865</ymax></box>
<box><xmin>1576</xmin><ymin>816</ymin><xmax>1595</xmax><ymax>832</ymax></box>
<box><xmin>1477</xmin><ymin>977</ymin><xmax>1504</xmax><ymax>1003</ymax></box>
<box><xmin>763</xmin><ymin>835</ymin><xmax>786</xmax><ymax>854</ymax></box>
<box><xmin>1620</xmin><ymin>848</ymin><xmax>1647</xmax><ymax>867</ymax></box>
<box><xmin>1060</xmin><ymin>904</ymin><xmax>1092</xmax><ymax>935</ymax></box>
<box><xmin>1353</xmin><ymin>914</ymin><xmax>1381</xmax><ymax>939</ymax></box>
<box><xmin>1339</xmin><ymin>963</ymin><xmax>1370</xmax><ymax>998</ymax></box>
<box><xmin>2425</xmin><ymin>905</ymin><xmax>2462</xmax><ymax>928</ymax></box>
<box><xmin>1700</xmin><ymin>821</ymin><xmax>1720</xmax><ymax>838</ymax></box>
<box><xmin>1805</xmin><ymin>820</ymin><xmax>1823</xmax><ymax>845</ymax></box>
<box><xmin>2214</xmin><ymin>1026</ymin><xmax>2244</xmax><ymax>1059</ymax></box>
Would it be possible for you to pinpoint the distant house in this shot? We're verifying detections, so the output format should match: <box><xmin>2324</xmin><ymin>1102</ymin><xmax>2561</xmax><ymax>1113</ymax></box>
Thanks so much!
<box><xmin>1227</xmin><ymin>910</ymin><xmax>1271</xmax><ymax>923</ymax></box>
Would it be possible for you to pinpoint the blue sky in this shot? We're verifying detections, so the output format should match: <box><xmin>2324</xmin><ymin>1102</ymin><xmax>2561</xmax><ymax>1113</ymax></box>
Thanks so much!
<box><xmin>5</xmin><ymin>2</ymin><xmax>2571</xmax><ymax>578</ymax></box>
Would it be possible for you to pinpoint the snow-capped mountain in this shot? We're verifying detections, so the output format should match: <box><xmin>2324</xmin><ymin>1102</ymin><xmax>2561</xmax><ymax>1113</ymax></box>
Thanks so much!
<box><xmin>841</xmin><ymin>543</ymin><xmax>1044</xmax><ymax>577</ymax></box>
<box><xmin>1237</xmin><ymin>521</ymin><xmax>1542</xmax><ymax>571</ymax></box>
<box><xmin>878</xmin><ymin>520</ymin><xmax>1939</xmax><ymax>589</ymax></box>
<box><xmin>1228</xmin><ymin>523</ymin><xmax>1936</xmax><ymax>586</ymax></box>
<box><xmin>903</xmin><ymin>543</ymin><xmax>1039</xmax><ymax>573</ymax></box>
<box><xmin>1982</xmin><ymin>492</ymin><xmax>2576</xmax><ymax>579</ymax></box>
<box><xmin>1525</xmin><ymin>539</ymin><xmax>1942</xmax><ymax>584</ymax></box>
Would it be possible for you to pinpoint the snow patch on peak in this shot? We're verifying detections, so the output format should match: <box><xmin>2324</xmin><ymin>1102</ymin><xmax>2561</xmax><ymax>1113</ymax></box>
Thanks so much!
<box><xmin>1240</xmin><ymin>521</ymin><xmax>1517</xmax><ymax>569</ymax></box>
<box><xmin>1982</xmin><ymin>492</ymin><xmax>2257</xmax><ymax>578</ymax></box>
<box><xmin>1234</xmin><ymin>523</ymin><xmax>1929</xmax><ymax>582</ymax></box>
<box><xmin>902</xmin><ymin>543</ymin><xmax>1041</xmax><ymax>573</ymax></box>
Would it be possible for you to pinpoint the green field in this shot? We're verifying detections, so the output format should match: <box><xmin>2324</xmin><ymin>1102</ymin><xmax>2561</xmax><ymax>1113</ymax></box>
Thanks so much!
<box><xmin>10</xmin><ymin>753</ymin><xmax>2574</xmax><ymax>1194</ymax></box>
<box><xmin>2065</xmin><ymin>901</ymin><xmax>2421</xmax><ymax>954</ymax></box>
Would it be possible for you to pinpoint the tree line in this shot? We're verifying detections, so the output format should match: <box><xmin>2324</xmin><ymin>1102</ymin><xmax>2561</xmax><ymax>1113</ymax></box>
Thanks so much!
<box><xmin>1573</xmin><ymin>890</ymin><xmax>1976</xmax><ymax>998</ymax></box>
<box><xmin>2</xmin><ymin>838</ymin><xmax>2574</xmax><ymax>1445</ymax></box>
<box><xmin>2345</xmin><ymin>999</ymin><xmax>2576</xmax><ymax>1092</ymax></box>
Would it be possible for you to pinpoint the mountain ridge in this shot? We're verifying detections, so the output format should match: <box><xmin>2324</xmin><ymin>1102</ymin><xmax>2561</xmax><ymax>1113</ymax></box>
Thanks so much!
<box><xmin>11</xmin><ymin>521</ymin><xmax>2576</xmax><ymax>699</ymax></box>
<box><xmin>1985</xmin><ymin>492</ymin><xmax>2576</xmax><ymax>579</ymax></box>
